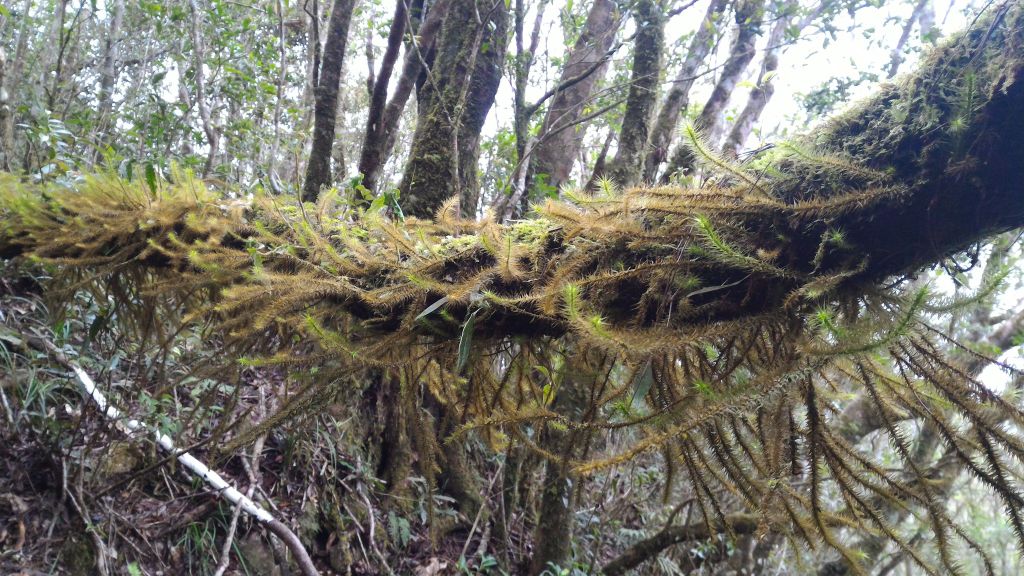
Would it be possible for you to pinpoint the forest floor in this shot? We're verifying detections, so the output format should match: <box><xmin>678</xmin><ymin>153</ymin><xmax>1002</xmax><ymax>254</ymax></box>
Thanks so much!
<box><xmin>0</xmin><ymin>266</ymin><xmax>515</xmax><ymax>576</ymax></box>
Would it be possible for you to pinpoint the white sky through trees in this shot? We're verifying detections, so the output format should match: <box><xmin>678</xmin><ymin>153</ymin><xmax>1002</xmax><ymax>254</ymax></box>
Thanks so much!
<box><xmin>482</xmin><ymin>0</ymin><xmax>982</xmax><ymax>176</ymax></box>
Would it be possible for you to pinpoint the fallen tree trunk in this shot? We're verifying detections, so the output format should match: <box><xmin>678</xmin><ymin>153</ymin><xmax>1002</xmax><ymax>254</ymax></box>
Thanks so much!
<box><xmin>3</xmin><ymin>5</ymin><xmax>1019</xmax><ymax>348</ymax></box>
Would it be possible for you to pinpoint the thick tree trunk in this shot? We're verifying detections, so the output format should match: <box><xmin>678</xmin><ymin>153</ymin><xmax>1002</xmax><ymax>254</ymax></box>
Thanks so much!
<box><xmin>527</xmin><ymin>0</ymin><xmax>617</xmax><ymax>196</ymax></box>
<box><xmin>642</xmin><ymin>0</ymin><xmax>729</xmax><ymax>182</ymax></box>
<box><xmin>397</xmin><ymin>0</ymin><xmax>509</xmax><ymax>219</ymax></box>
<box><xmin>662</xmin><ymin>0</ymin><xmax>765</xmax><ymax>181</ymax></box>
<box><xmin>457</xmin><ymin>4</ymin><xmax>510</xmax><ymax>217</ymax></box>
<box><xmin>605</xmin><ymin>0</ymin><xmax>664</xmax><ymax>187</ymax></box>
<box><xmin>302</xmin><ymin>0</ymin><xmax>356</xmax><ymax>202</ymax></box>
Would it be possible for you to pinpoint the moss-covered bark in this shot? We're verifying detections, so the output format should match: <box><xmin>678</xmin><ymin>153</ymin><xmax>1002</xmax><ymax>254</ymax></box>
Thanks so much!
<box><xmin>457</xmin><ymin>4</ymin><xmax>510</xmax><ymax>217</ymax></box>
<box><xmin>606</xmin><ymin>0</ymin><xmax>664</xmax><ymax>187</ymax></box>
<box><xmin>529</xmin><ymin>347</ymin><xmax>600</xmax><ymax>575</ymax></box>
<box><xmin>6</xmin><ymin>5</ymin><xmax>1020</xmax><ymax>343</ymax></box>
<box><xmin>398</xmin><ymin>0</ymin><xmax>510</xmax><ymax>219</ymax></box>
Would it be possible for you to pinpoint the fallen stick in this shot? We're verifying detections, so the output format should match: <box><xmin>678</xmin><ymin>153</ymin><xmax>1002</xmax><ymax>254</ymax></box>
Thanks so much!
<box><xmin>29</xmin><ymin>336</ymin><xmax>320</xmax><ymax>576</ymax></box>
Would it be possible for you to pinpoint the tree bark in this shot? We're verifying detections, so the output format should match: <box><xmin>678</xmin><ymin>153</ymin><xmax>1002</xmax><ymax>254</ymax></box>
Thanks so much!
<box><xmin>188</xmin><ymin>0</ymin><xmax>221</xmax><ymax>177</ymax></box>
<box><xmin>269</xmin><ymin>0</ymin><xmax>288</xmax><ymax>172</ymax></box>
<box><xmin>1</xmin><ymin>0</ymin><xmax>31</xmax><ymax>170</ymax></box>
<box><xmin>529</xmin><ymin>349</ymin><xmax>601</xmax><ymax>575</ymax></box>
<box><xmin>721</xmin><ymin>1</ymin><xmax>794</xmax><ymax>157</ymax></box>
<box><xmin>662</xmin><ymin>0</ymin><xmax>765</xmax><ymax>182</ymax></box>
<box><xmin>0</xmin><ymin>48</ymin><xmax>9</xmax><ymax>171</ymax></box>
<box><xmin>605</xmin><ymin>0</ymin><xmax>665</xmax><ymax>187</ymax></box>
<box><xmin>356</xmin><ymin>0</ymin><xmax>407</xmax><ymax>189</ymax></box>
<box><xmin>96</xmin><ymin>0</ymin><xmax>125</xmax><ymax>152</ymax></box>
<box><xmin>356</xmin><ymin>0</ymin><xmax>452</xmax><ymax>194</ymax></box>
<box><xmin>642</xmin><ymin>0</ymin><xmax>729</xmax><ymax>182</ymax></box>
<box><xmin>457</xmin><ymin>4</ymin><xmax>510</xmax><ymax>217</ymax></box>
<box><xmin>397</xmin><ymin>0</ymin><xmax>509</xmax><ymax>219</ymax></box>
<box><xmin>602</xmin><ymin>514</ymin><xmax>760</xmax><ymax>575</ymax></box>
<box><xmin>499</xmin><ymin>0</ymin><xmax>546</xmax><ymax>223</ymax></box>
<box><xmin>302</xmin><ymin>0</ymin><xmax>356</xmax><ymax>202</ymax></box>
<box><xmin>887</xmin><ymin>0</ymin><xmax>931</xmax><ymax>79</ymax></box>
<box><xmin>527</xmin><ymin>0</ymin><xmax>618</xmax><ymax>196</ymax></box>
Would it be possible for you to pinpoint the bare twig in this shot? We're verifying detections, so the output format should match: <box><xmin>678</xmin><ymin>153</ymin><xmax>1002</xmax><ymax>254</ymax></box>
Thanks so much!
<box><xmin>28</xmin><ymin>335</ymin><xmax>320</xmax><ymax>576</ymax></box>
<box><xmin>213</xmin><ymin>394</ymin><xmax>268</xmax><ymax>576</ymax></box>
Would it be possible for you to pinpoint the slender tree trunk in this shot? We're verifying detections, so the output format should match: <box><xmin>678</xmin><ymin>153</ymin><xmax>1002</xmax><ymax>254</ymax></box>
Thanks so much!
<box><xmin>527</xmin><ymin>0</ymin><xmax>617</xmax><ymax>196</ymax></box>
<box><xmin>529</xmin><ymin>348</ymin><xmax>601</xmax><ymax>575</ymax></box>
<box><xmin>605</xmin><ymin>0</ymin><xmax>665</xmax><ymax>187</ymax></box>
<box><xmin>0</xmin><ymin>48</ymin><xmax>9</xmax><ymax>171</ymax></box>
<box><xmin>662</xmin><ymin>0</ymin><xmax>765</xmax><ymax>182</ymax></box>
<box><xmin>44</xmin><ymin>0</ymin><xmax>69</xmax><ymax>112</ymax></box>
<box><xmin>887</xmin><ymin>0</ymin><xmax>930</xmax><ymax>79</ymax></box>
<box><xmin>722</xmin><ymin>2</ymin><xmax>794</xmax><ymax>157</ymax></box>
<box><xmin>357</xmin><ymin>0</ymin><xmax>451</xmax><ymax>194</ymax></box>
<box><xmin>96</xmin><ymin>0</ymin><xmax>125</xmax><ymax>153</ymax></box>
<box><xmin>269</xmin><ymin>0</ymin><xmax>288</xmax><ymax>173</ymax></box>
<box><xmin>302</xmin><ymin>0</ymin><xmax>356</xmax><ymax>202</ymax></box>
<box><xmin>642</xmin><ymin>0</ymin><xmax>729</xmax><ymax>181</ymax></box>
<box><xmin>356</xmin><ymin>0</ymin><xmax>406</xmax><ymax>188</ymax></box>
<box><xmin>188</xmin><ymin>0</ymin><xmax>220</xmax><ymax>177</ymax></box>
<box><xmin>457</xmin><ymin>4</ymin><xmax>509</xmax><ymax>217</ymax></box>
<box><xmin>492</xmin><ymin>0</ymin><xmax>547</xmax><ymax>222</ymax></box>
<box><xmin>374</xmin><ymin>369</ymin><xmax>414</xmax><ymax>502</ymax></box>
<box><xmin>1</xmin><ymin>0</ymin><xmax>31</xmax><ymax>170</ymax></box>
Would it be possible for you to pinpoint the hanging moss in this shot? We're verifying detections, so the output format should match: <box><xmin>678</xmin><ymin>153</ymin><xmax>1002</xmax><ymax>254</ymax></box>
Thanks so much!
<box><xmin>3</xmin><ymin>5</ymin><xmax>1024</xmax><ymax>574</ymax></box>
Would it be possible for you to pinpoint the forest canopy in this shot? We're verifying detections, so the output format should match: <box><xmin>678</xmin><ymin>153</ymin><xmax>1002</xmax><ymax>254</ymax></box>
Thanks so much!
<box><xmin>1</xmin><ymin>0</ymin><xmax>1024</xmax><ymax>575</ymax></box>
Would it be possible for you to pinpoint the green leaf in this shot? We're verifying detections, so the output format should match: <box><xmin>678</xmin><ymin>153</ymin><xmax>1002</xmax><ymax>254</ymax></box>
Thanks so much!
<box><xmin>543</xmin><ymin>383</ymin><xmax>555</xmax><ymax>405</ymax></box>
<box><xmin>145</xmin><ymin>163</ymin><xmax>158</xmax><ymax>194</ymax></box>
<box><xmin>629</xmin><ymin>361</ymin><xmax>654</xmax><ymax>408</ymax></box>
<box><xmin>456</xmin><ymin>309</ymin><xmax>479</xmax><ymax>374</ymax></box>
<box><xmin>415</xmin><ymin>296</ymin><xmax>449</xmax><ymax>322</ymax></box>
